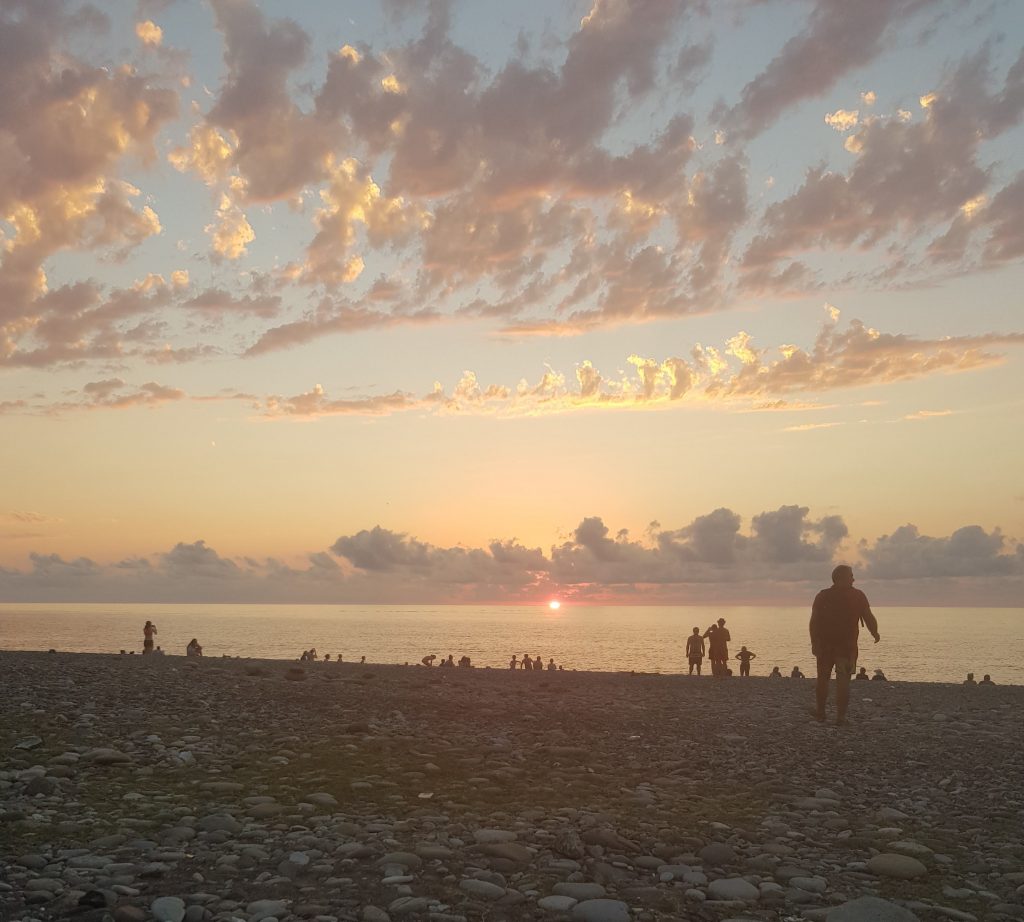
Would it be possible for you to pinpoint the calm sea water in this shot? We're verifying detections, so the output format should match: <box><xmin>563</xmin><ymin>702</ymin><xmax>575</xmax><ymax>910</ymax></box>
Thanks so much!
<box><xmin>0</xmin><ymin>604</ymin><xmax>1020</xmax><ymax>685</ymax></box>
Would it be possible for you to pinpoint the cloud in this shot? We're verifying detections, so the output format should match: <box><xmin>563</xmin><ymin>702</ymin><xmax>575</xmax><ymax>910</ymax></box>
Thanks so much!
<box><xmin>1</xmin><ymin>511</ymin><xmax>1021</xmax><ymax>604</ymax></box>
<box><xmin>861</xmin><ymin>524</ymin><xmax>1023</xmax><ymax>579</ymax></box>
<box><xmin>254</xmin><ymin>309</ymin><xmax>1024</xmax><ymax>418</ymax></box>
<box><xmin>136</xmin><ymin>20</ymin><xmax>163</xmax><ymax>47</ymax></box>
<box><xmin>719</xmin><ymin>0</ymin><xmax>926</xmax><ymax>141</ymax></box>
<box><xmin>741</xmin><ymin>47</ymin><xmax>1024</xmax><ymax>288</ymax></box>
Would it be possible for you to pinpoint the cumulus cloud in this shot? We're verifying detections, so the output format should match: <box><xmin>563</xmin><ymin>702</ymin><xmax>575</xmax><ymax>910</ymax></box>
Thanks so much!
<box><xmin>1</xmin><ymin>511</ymin><xmax>1021</xmax><ymax>604</ymax></box>
<box><xmin>861</xmin><ymin>524</ymin><xmax>1023</xmax><ymax>579</ymax></box>
<box><xmin>255</xmin><ymin>309</ymin><xmax>1024</xmax><ymax>418</ymax></box>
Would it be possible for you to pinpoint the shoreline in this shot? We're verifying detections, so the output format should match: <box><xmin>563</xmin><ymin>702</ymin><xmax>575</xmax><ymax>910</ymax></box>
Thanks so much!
<box><xmin>2</xmin><ymin>650</ymin><xmax>1023</xmax><ymax>922</ymax></box>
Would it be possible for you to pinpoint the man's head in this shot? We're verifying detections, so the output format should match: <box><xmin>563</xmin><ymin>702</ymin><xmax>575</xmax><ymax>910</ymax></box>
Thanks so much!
<box><xmin>717</xmin><ymin>617</ymin><xmax>726</xmax><ymax>625</ymax></box>
<box><xmin>692</xmin><ymin>627</ymin><xmax>699</xmax><ymax>634</ymax></box>
<box><xmin>831</xmin><ymin>564</ymin><xmax>854</xmax><ymax>587</ymax></box>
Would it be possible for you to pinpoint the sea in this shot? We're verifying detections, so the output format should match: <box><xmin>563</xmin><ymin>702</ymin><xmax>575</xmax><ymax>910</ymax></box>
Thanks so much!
<box><xmin>1</xmin><ymin>603</ymin><xmax>1021</xmax><ymax>685</ymax></box>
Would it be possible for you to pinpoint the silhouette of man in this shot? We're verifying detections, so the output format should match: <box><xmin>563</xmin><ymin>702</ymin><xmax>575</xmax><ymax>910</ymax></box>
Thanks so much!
<box><xmin>810</xmin><ymin>565</ymin><xmax>880</xmax><ymax>725</ymax></box>
<box><xmin>685</xmin><ymin>627</ymin><xmax>705</xmax><ymax>675</ymax></box>
<box><xmin>704</xmin><ymin>618</ymin><xmax>730</xmax><ymax>677</ymax></box>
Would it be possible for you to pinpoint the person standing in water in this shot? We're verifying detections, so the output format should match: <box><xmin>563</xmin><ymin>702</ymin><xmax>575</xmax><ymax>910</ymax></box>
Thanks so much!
<box><xmin>809</xmin><ymin>565</ymin><xmax>880</xmax><ymax>725</ymax></box>
<box><xmin>143</xmin><ymin>620</ymin><xmax>158</xmax><ymax>655</ymax></box>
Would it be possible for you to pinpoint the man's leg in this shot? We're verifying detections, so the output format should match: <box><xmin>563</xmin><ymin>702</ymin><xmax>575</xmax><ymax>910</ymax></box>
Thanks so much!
<box><xmin>835</xmin><ymin>660</ymin><xmax>852</xmax><ymax>724</ymax></box>
<box><xmin>814</xmin><ymin>656</ymin><xmax>833</xmax><ymax>720</ymax></box>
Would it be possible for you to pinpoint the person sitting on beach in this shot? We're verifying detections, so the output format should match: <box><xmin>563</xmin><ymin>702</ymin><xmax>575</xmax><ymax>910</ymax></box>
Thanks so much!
<box><xmin>186</xmin><ymin>638</ymin><xmax>203</xmax><ymax>657</ymax></box>
<box><xmin>736</xmin><ymin>645</ymin><xmax>756</xmax><ymax>677</ymax></box>
<box><xmin>154</xmin><ymin>646</ymin><xmax>165</xmax><ymax>656</ymax></box>
<box><xmin>980</xmin><ymin>674</ymin><xmax>995</xmax><ymax>685</ymax></box>
<box><xmin>534</xmin><ymin>654</ymin><xmax>543</xmax><ymax>672</ymax></box>
<box><xmin>458</xmin><ymin>655</ymin><xmax>472</xmax><ymax>668</ymax></box>
<box><xmin>421</xmin><ymin>654</ymin><xmax>436</xmax><ymax>667</ymax></box>
<box><xmin>768</xmin><ymin>666</ymin><xmax>782</xmax><ymax>679</ymax></box>
<box><xmin>871</xmin><ymin>668</ymin><xmax>887</xmax><ymax>681</ymax></box>
<box><xmin>964</xmin><ymin>672</ymin><xmax>976</xmax><ymax>685</ymax></box>
<box><xmin>547</xmin><ymin>658</ymin><xmax>556</xmax><ymax>671</ymax></box>
<box><xmin>791</xmin><ymin>666</ymin><xmax>805</xmax><ymax>679</ymax></box>
<box><xmin>440</xmin><ymin>654</ymin><xmax>455</xmax><ymax>668</ymax></box>
<box><xmin>143</xmin><ymin>620</ymin><xmax>158</xmax><ymax>655</ymax></box>
<box><xmin>685</xmin><ymin>627</ymin><xmax>705</xmax><ymax>676</ymax></box>
<box><xmin>509</xmin><ymin>655</ymin><xmax>518</xmax><ymax>670</ymax></box>
<box><xmin>521</xmin><ymin>654</ymin><xmax>533</xmax><ymax>671</ymax></box>
<box><xmin>323</xmin><ymin>653</ymin><xmax>331</xmax><ymax>662</ymax></box>
<box><xmin>855</xmin><ymin>666</ymin><xmax>869</xmax><ymax>680</ymax></box>
<box><xmin>337</xmin><ymin>654</ymin><xmax>343</xmax><ymax>663</ymax></box>
<box><xmin>810</xmin><ymin>564</ymin><xmax>880</xmax><ymax>726</ymax></box>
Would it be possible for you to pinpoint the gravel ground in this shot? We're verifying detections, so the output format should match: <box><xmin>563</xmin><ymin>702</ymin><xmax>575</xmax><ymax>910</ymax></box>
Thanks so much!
<box><xmin>2</xmin><ymin>651</ymin><xmax>1023</xmax><ymax>922</ymax></box>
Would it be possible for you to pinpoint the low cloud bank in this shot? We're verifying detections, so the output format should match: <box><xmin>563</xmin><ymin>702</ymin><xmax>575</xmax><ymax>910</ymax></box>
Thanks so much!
<box><xmin>1</xmin><ymin>508</ymin><xmax>1021</xmax><ymax>606</ymax></box>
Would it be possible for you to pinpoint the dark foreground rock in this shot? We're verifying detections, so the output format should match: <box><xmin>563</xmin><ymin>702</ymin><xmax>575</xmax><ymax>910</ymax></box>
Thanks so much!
<box><xmin>1</xmin><ymin>651</ymin><xmax>1023</xmax><ymax>922</ymax></box>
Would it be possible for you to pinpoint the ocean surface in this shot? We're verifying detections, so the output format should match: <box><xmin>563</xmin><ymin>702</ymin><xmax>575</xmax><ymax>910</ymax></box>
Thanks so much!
<box><xmin>0</xmin><ymin>603</ymin><xmax>1020</xmax><ymax>684</ymax></box>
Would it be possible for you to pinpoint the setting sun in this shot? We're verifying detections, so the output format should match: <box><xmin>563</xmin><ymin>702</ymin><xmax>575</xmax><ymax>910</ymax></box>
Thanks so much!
<box><xmin>548</xmin><ymin>600</ymin><xmax>561</xmax><ymax>610</ymax></box>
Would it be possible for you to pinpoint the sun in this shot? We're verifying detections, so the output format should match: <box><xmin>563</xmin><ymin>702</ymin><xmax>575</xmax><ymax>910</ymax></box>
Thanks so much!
<box><xmin>548</xmin><ymin>600</ymin><xmax>561</xmax><ymax>610</ymax></box>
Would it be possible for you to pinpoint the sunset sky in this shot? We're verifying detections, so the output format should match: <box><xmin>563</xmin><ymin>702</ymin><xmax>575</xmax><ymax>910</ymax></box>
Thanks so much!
<box><xmin>2</xmin><ymin>0</ymin><xmax>1023</xmax><ymax>605</ymax></box>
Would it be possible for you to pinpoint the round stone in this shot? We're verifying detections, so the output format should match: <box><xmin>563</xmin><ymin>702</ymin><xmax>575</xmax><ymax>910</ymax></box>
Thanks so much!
<box><xmin>708</xmin><ymin>877</ymin><xmax>760</xmax><ymax>901</ymax></box>
<box><xmin>459</xmin><ymin>879</ymin><xmax>506</xmax><ymax>900</ymax></box>
<box><xmin>571</xmin><ymin>899</ymin><xmax>631</xmax><ymax>922</ymax></box>
<box><xmin>701</xmin><ymin>843</ymin><xmax>738</xmax><ymax>866</ymax></box>
<box><xmin>151</xmin><ymin>897</ymin><xmax>186</xmax><ymax>922</ymax></box>
<box><xmin>539</xmin><ymin>895</ymin><xmax>578</xmax><ymax>912</ymax></box>
<box><xmin>867</xmin><ymin>854</ymin><xmax>928</xmax><ymax>879</ymax></box>
<box><xmin>828</xmin><ymin>896</ymin><xmax>920</xmax><ymax>922</ymax></box>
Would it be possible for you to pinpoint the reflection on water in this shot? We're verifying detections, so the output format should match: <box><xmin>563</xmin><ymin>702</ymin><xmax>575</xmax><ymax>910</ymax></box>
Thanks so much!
<box><xmin>0</xmin><ymin>603</ymin><xmax>1021</xmax><ymax>685</ymax></box>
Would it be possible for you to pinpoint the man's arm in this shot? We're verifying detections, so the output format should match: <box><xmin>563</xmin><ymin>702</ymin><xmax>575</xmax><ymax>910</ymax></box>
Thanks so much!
<box><xmin>861</xmin><ymin>595</ymin><xmax>880</xmax><ymax>643</ymax></box>
<box><xmin>809</xmin><ymin>593</ymin><xmax>822</xmax><ymax>655</ymax></box>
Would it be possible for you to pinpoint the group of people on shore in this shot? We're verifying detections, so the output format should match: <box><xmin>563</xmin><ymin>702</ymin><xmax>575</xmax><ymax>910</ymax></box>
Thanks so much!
<box><xmin>137</xmin><ymin>621</ymin><xmax>203</xmax><ymax>658</ymax></box>
<box><xmin>509</xmin><ymin>653</ymin><xmax>563</xmax><ymax>671</ymax></box>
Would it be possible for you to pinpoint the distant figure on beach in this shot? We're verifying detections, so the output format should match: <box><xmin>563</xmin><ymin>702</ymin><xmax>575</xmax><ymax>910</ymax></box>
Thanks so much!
<box><xmin>980</xmin><ymin>674</ymin><xmax>995</xmax><ymax>685</ymax></box>
<box><xmin>509</xmin><ymin>655</ymin><xmax>518</xmax><ymax>670</ymax></box>
<box><xmin>856</xmin><ymin>666</ymin><xmax>869</xmax><ymax>681</ymax></box>
<box><xmin>522</xmin><ymin>654</ymin><xmax>533</xmax><ymax>671</ymax></box>
<box><xmin>736</xmin><ymin>646</ymin><xmax>756</xmax><ymax>677</ymax></box>
<box><xmin>809</xmin><ymin>564</ymin><xmax>880</xmax><ymax>725</ymax></box>
<box><xmin>307</xmin><ymin>648</ymin><xmax>318</xmax><ymax>661</ymax></box>
<box><xmin>421</xmin><ymin>654</ymin><xmax>436</xmax><ymax>667</ymax></box>
<box><xmin>964</xmin><ymin>672</ymin><xmax>976</xmax><ymax>685</ymax></box>
<box><xmin>791</xmin><ymin>666</ymin><xmax>805</xmax><ymax>679</ymax></box>
<box><xmin>703</xmin><ymin>618</ymin><xmax>731</xmax><ymax>676</ymax></box>
<box><xmin>768</xmin><ymin>666</ymin><xmax>782</xmax><ymax>679</ymax></box>
<box><xmin>360</xmin><ymin>655</ymin><xmax>365</xmax><ymax>664</ymax></box>
<box><xmin>459</xmin><ymin>655</ymin><xmax>472</xmax><ymax>668</ymax></box>
<box><xmin>323</xmin><ymin>653</ymin><xmax>331</xmax><ymax>661</ymax></box>
<box><xmin>440</xmin><ymin>654</ymin><xmax>455</xmax><ymax>668</ymax></box>
<box><xmin>143</xmin><ymin>620</ymin><xmax>158</xmax><ymax>655</ymax></box>
<box><xmin>154</xmin><ymin>646</ymin><xmax>165</xmax><ymax>656</ymax></box>
<box><xmin>547</xmin><ymin>657</ymin><xmax>556</xmax><ymax>671</ymax></box>
<box><xmin>186</xmin><ymin>638</ymin><xmax>203</xmax><ymax>657</ymax></box>
<box><xmin>685</xmin><ymin>627</ymin><xmax>705</xmax><ymax>675</ymax></box>
<box><xmin>534</xmin><ymin>654</ymin><xmax>542</xmax><ymax>672</ymax></box>
<box><xmin>872</xmin><ymin>668</ymin><xmax>887</xmax><ymax>682</ymax></box>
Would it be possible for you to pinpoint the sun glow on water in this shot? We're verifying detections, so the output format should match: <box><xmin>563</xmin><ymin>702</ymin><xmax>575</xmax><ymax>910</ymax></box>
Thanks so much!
<box><xmin>548</xmin><ymin>600</ymin><xmax>561</xmax><ymax>610</ymax></box>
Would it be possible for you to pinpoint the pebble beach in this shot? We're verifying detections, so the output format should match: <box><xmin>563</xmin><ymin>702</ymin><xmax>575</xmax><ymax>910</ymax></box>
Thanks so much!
<box><xmin>2</xmin><ymin>651</ymin><xmax>1023</xmax><ymax>922</ymax></box>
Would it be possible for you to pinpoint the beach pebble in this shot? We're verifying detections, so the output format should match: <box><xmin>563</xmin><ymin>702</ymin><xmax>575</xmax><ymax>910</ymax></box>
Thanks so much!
<box><xmin>246</xmin><ymin>899</ymin><xmax>289</xmax><ymax>920</ymax></box>
<box><xmin>867</xmin><ymin>854</ymin><xmax>928</xmax><ymax>879</ymax></box>
<box><xmin>473</xmin><ymin>828</ymin><xmax>517</xmax><ymax>844</ymax></box>
<box><xmin>361</xmin><ymin>908</ymin><xmax>390</xmax><ymax>922</ymax></box>
<box><xmin>828</xmin><ymin>897</ymin><xmax>919</xmax><ymax>922</ymax></box>
<box><xmin>539</xmin><ymin>895</ymin><xmax>579</xmax><ymax>912</ymax></box>
<box><xmin>571</xmin><ymin>899</ymin><xmax>630</xmax><ymax>922</ymax></box>
<box><xmin>459</xmin><ymin>879</ymin><xmax>506</xmax><ymax>900</ymax></box>
<box><xmin>708</xmin><ymin>877</ymin><xmax>760</xmax><ymax>901</ymax></box>
<box><xmin>553</xmin><ymin>882</ymin><xmax>606</xmax><ymax>901</ymax></box>
<box><xmin>151</xmin><ymin>896</ymin><xmax>186</xmax><ymax>922</ymax></box>
<box><xmin>700</xmin><ymin>843</ymin><xmax>738</xmax><ymax>865</ymax></box>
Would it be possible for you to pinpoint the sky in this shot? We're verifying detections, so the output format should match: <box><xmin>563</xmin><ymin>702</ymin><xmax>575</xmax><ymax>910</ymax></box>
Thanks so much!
<box><xmin>1</xmin><ymin>0</ymin><xmax>1023</xmax><ymax>606</ymax></box>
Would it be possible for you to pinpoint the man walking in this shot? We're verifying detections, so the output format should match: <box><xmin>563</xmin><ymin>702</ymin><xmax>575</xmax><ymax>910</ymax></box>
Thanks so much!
<box><xmin>810</xmin><ymin>565</ymin><xmax>880</xmax><ymax>725</ymax></box>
